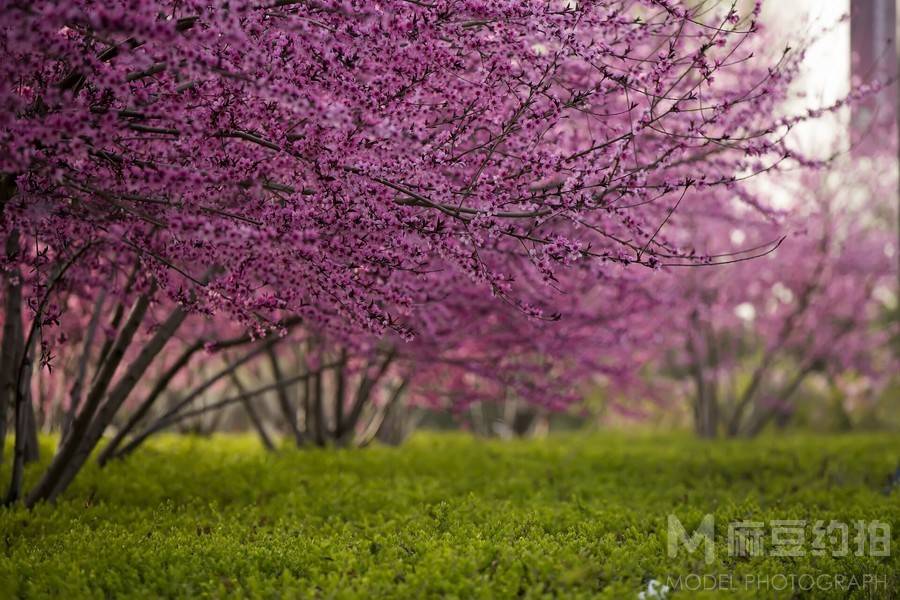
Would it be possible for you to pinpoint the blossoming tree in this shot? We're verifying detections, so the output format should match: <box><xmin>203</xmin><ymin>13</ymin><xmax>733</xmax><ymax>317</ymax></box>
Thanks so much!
<box><xmin>654</xmin><ymin>153</ymin><xmax>897</xmax><ymax>437</ymax></box>
<box><xmin>0</xmin><ymin>0</ymin><xmax>850</xmax><ymax>505</ymax></box>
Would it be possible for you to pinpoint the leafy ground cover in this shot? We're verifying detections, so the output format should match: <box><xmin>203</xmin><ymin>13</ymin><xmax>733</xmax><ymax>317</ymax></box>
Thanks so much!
<box><xmin>1</xmin><ymin>433</ymin><xmax>898</xmax><ymax>599</ymax></box>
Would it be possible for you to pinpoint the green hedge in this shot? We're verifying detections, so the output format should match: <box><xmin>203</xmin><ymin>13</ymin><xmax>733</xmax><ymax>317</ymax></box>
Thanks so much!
<box><xmin>1</xmin><ymin>433</ymin><xmax>898</xmax><ymax>599</ymax></box>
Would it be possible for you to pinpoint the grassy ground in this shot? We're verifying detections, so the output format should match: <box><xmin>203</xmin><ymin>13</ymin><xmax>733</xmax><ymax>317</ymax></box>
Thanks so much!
<box><xmin>0</xmin><ymin>432</ymin><xmax>898</xmax><ymax>599</ymax></box>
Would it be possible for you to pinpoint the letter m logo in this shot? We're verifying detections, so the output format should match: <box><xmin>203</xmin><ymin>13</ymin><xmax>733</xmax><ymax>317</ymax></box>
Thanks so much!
<box><xmin>668</xmin><ymin>514</ymin><xmax>716</xmax><ymax>564</ymax></box>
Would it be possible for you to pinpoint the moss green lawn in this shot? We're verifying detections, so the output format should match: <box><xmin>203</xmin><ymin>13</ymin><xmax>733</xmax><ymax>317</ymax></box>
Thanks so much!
<box><xmin>1</xmin><ymin>433</ymin><xmax>898</xmax><ymax>599</ymax></box>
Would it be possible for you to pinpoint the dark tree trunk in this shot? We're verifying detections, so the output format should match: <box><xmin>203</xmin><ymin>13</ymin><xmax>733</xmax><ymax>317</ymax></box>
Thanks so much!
<box><xmin>312</xmin><ymin>370</ymin><xmax>326</xmax><ymax>446</ymax></box>
<box><xmin>267</xmin><ymin>347</ymin><xmax>304</xmax><ymax>446</ymax></box>
<box><xmin>22</xmin><ymin>343</ymin><xmax>39</xmax><ymax>464</ymax></box>
<box><xmin>0</xmin><ymin>231</ymin><xmax>22</xmax><ymax>465</ymax></box>
<box><xmin>97</xmin><ymin>339</ymin><xmax>204</xmax><ymax>466</ymax></box>
<box><xmin>111</xmin><ymin>338</ymin><xmax>281</xmax><ymax>461</ymax></box>
<box><xmin>36</xmin><ymin>299</ymin><xmax>188</xmax><ymax>504</ymax></box>
<box><xmin>92</xmin><ymin>263</ymin><xmax>140</xmax><ymax>381</ymax></box>
<box><xmin>332</xmin><ymin>350</ymin><xmax>346</xmax><ymax>438</ymax></box>
<box><xmin>338</xmin><ymin>350</ymin><xmax>394</xmax><ymax>446</ymax></box>
<box><xmin>6</xmin><ymin>246</ymin><xmax>90</xmax><ymax>504</ymax></box>
<box><xmin>850</xmin><ymin>0</ymin><xmax>897</xmax><ymax>145</ymax></box>
<box><xmin>850</xmin><ymin>0</ymin><xmax>899</xmax><ymax>281</ymax></box>
<box><xmin>4</xmin><ymin>337</ymin><xmax>34</xmax><ymax>504</ymax></box>
<box><xmin>228</xmin><ymin>370</ymin><xmax>276</xmax><ymax>451</ymax></box>
<box><xmin>23</xmin><ymin>289</ymin><xmax>154</xmax><ymax>506</ymax></box>
<box><xmin>62</xmin><ymin>288</ymin><xmax>107</xmax><ymax>443</ymax></box>
<box><xmin>373</xmin><ymin>378</ymin><xmax>411</xmax><ymax>446</ymax></box>
<box><xmin>686</xmin><ymin>312</ymin><xmax>718</xmax><ymax>439</ymax></box>
<box><xmin>744</xmin><ymin>364</ymin><xmax>817</xmax><ymax>437</ymax></box>
<box><xmin>121</xmin><ymin>368</ymin><xmax>323</xmax><ymax>436</ymax></box>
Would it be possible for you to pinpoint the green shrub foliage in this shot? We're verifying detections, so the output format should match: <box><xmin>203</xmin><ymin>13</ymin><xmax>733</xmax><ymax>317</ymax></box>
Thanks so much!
<box><xmin>1</xmin><ymin>434</ymin><xmax>898</xmax><ymax>598</ymax></box>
